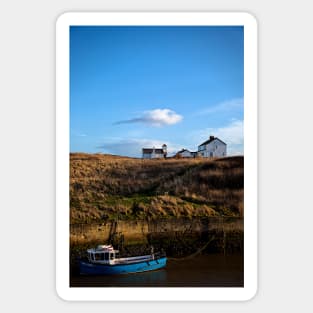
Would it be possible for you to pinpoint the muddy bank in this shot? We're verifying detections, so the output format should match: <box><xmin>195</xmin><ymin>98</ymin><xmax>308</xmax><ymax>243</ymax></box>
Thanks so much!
<box><xmin>70</xmin><ymin>217</ymin><xmax>243</xmax><ymax>262</ymax></box>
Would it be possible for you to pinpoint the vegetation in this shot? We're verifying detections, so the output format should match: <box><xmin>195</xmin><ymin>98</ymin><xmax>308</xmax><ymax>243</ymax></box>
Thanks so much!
<box><xmin>70</xmin><ymin>153</ymin><xmax>243</xmax><ymax>223</ymax></box>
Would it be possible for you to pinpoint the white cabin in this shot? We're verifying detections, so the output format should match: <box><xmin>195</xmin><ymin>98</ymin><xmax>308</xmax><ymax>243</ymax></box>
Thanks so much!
<box><xmin>198</xmin><ymin>136</ymin><xmax>227</xmax><ymax>158</ymax></box>
<box><xmin>87</xmin><ymin>245</ymin><xmax>120</xmax><ymax>265</ymax></box>
<box><xmin>175</xmin><ymin>149</ymin><xmax>196</xmax><ymax>158</ymax></box>
<box><xmin>86</xmin><ymin>244</ymin><xmax>157</xmax><ymax>265</ymax></box>
<box><xmin>142</xmin><ymin>144</ymin><xmax>167</xmax><ymax>159</ymax></box>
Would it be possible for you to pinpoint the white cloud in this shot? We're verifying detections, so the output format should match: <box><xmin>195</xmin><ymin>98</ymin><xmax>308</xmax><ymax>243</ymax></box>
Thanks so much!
<box><xmin>195</xmin><ymin>98</ymin><xmax>243</xmax><ymax>116</ymax></box>
<box><xmin>190</xmin><ymin>120</ymin><xmax>244</xmax><ymax>155</ymax></box>
<box><xmin>114</xmin><ymin>108</ymin><xmax>183</xmax><ymax>127</ymax></box>
<box><xmin>212</xmin><ymin>120</ymin><xmax>243</xmax><ymax>145</ymax></box>
<box><xmin>143</xmin><ymin>109</ymin><xmax>183</xmax><ymax>126</ymax></box>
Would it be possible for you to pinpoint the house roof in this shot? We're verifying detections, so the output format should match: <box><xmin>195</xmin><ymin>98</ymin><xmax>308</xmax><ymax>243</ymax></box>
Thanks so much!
<box><xmin>176</xmin><ymin>148</ymin><xmax>190</xmax><ymax>154</ymax></box>
<box><xmin>176</xmin><ymin>149</ymin><xmax>198</xmax><ymax>156</ymax></box>
<box><xmin>142</xmin><ymin>148</ymin><xmax>164</xmax><ymax>154</ymax></box>
<box><xmin>198</xmin><ymin>137</ymin><xmax>226</xmax><ymax>147</ymax></box>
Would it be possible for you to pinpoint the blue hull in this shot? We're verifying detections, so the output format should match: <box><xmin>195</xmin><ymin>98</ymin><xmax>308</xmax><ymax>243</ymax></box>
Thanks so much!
<box><xmin>80</xmin><ymin>257</ymin><xmax>167</xmax><ymax>275</ymax></box>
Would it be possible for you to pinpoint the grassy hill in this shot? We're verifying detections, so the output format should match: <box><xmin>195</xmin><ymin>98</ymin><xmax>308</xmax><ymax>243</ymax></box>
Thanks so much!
<box><xmin>70</xmin><ymin>153</ymin><xmax>244</xmax><ymax>223</ymax></box>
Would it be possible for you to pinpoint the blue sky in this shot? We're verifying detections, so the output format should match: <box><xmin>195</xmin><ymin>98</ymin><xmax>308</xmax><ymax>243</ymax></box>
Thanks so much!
<box><xmin>70</xmin><ymin>26</ymin><xmax>244</xmax><ymax>157</ymax></box>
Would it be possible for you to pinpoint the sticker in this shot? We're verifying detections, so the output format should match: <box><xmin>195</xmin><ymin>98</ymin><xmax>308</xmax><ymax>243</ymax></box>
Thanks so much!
<box><xmin>56</xmin><ymin>12</ymin><xmax>257</xmax><ymax>301</ymax></box>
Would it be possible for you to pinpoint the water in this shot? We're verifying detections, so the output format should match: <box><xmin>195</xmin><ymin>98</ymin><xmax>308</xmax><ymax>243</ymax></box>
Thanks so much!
<box><xmin>70</xmin><ymin>254</ymin><xmax>243</xmax><ymax>287</ymax></box>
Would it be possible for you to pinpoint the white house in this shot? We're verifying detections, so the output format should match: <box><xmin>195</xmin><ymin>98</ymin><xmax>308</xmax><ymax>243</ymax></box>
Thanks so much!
<box><xmin>142</xmin><ymin>144</ymin><xmax>167</xmax><ymax>159</ymax></box>
<box><xmin>175</xmin><ymin>149</ymin><xmax>197</xmax><ymax>158</ymax></box>
<box><xmin>197</xmin><ymin>136</ymin><xmax>227</xmax><ymax>158</ymax></box>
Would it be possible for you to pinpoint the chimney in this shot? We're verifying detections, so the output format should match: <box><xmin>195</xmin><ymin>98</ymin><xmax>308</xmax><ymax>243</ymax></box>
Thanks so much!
<box><xmin>162</xmin><ymin>144</ymin><xmax>167</xmax><ymax>158</ymax></box>
<box><xmin>210</xmin><ymin>135</ymin><xmax>214</xmax><ymax>141</ymax></box>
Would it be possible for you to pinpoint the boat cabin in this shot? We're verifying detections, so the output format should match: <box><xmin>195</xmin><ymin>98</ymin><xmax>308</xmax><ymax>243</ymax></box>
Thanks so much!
<box><xmin>87</xmin><ymin>245</ymin><xmax>119</xmax><ymax>265</ymax></box>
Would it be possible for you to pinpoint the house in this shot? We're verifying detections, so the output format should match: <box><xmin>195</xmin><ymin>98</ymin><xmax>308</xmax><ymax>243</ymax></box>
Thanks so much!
<box><xmin>142</xmin><ymin>144</ymin><xmax>167</xmax><ymax>159</ymax></box>
<box><xmin>175</xmin><ymin>149</ymin><xmax>197</xmax><ymax>158</ymax></box>
<box><xmin>198</xmin><ymin>136</ymin><xmax>227</xmax><ymax>158</ymax></box>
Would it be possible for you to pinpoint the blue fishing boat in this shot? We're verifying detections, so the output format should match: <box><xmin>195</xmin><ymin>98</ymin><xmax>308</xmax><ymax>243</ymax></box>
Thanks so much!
<box><xmin>79</xmin><ymin>244</ymin><xmax>167</xmax><ymax>275</ymax></box>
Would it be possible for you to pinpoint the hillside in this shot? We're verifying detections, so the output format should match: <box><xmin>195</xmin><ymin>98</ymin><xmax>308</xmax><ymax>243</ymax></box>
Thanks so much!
<box><xmin>70</xmin><ymin>153</ymin><xmax>244</xmax><ymax>223</ymax></box>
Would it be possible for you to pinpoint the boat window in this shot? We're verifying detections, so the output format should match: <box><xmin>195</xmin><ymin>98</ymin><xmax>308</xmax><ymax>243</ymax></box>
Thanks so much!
<box><xmin>94</xmin><ymin>253</ymin><xmax>101</xmax><ymax>261</ymax></box>
<box><xmin>104</xmin><ymin>252</ymin><xmax>109</xmax><ymax>260</ymax></box>
<box><xmin>110</xmin><ymin>253</ymin><xmax>114</xmax><ymax>260</ymax></box>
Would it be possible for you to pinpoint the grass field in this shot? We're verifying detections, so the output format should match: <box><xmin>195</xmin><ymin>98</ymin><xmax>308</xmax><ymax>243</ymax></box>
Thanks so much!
<box><xmin>70</xmin><ymin>153</ymin><xmax>243</xmax><ymax>223</ymax></box>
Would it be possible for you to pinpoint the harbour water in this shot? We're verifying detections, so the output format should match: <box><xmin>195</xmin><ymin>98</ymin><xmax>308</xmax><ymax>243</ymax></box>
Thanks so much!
<box><xmin>70</xmin><ymin>253</ymin><xmax>243</xmax><ymax>287</ymax></box>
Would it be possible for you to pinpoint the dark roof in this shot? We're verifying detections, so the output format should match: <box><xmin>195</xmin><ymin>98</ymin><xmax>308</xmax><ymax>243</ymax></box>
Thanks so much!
<box><xmin>198</xmin><ymin>137</ymin><xmax>226</xmax><ymax>147</ymax></box>
<box><xmin>176</xmin><ymin>148</ymin><xmax>190</xmax><ymax>154</ymax></box>
<box><xmin>142</xmin><ymin>148</ymin><xmax>164</xmax><ymax>154</ymax></box>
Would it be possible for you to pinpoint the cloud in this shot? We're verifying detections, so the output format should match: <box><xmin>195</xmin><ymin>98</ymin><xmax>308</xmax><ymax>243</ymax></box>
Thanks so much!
<box><xmin>114</xmin><ymin>109</ymin><xmax>183</xmax><ymax>127</ymax></box>
<box><xmin>212</xmin><ymin>120</ymin><xmax>243</xmax><ymax>146</ymax></box>
<box><xmin>97</xmin><ymin>138</ymin><xmax>182</xmax><ymax>158</ymax></box>
<box><xmin>195</xmin><ymin>98</ymin><xmax>243</xmax><ymax>116</ymax></box>
<box><xmin>191</xmin><ymin>120</ymin><xmax>244</xmax><ymax>155</ymax></box>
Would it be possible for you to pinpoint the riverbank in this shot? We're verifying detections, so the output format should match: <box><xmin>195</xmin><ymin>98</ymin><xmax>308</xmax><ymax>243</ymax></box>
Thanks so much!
<box><xmin>70</xmin><ymin>217</ymin><xmax>243</xmax><ymax>273</ymax></box>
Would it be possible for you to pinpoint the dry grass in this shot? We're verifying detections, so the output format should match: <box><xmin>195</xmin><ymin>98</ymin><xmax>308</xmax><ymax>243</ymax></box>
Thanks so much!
<box><xmin>70</xmin><ymin>153</ymin><xmax>244</xmax><ymax>223</ymax></box>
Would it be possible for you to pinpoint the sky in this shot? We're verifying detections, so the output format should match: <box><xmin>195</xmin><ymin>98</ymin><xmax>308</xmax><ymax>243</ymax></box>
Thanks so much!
<box><xmin>70</xmin><ymin>26</ymin><xmax>244</xmax><ymax>157</ymax></box>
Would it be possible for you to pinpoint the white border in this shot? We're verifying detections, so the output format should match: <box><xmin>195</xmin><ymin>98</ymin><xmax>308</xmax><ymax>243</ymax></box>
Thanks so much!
<box><xmin>56</xmin><ymin>12</ymin><xmax>257</xmax><ymax>301</ymax></box>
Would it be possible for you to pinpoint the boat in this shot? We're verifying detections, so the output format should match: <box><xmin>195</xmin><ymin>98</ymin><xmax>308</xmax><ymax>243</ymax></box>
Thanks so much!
<box><xmin>79</xmin><ymin>244</ymin><xmax>167</xmax><ymax>275</ymax></box>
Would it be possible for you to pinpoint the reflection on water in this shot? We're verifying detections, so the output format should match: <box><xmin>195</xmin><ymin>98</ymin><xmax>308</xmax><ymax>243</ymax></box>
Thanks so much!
<box><xmin>72</xmin><ymin>269</ymin><xmax>167</xmax><ymax>287</ymax></box>
<box><xmin>70</xmin><ymin>254</ymin><xmax>243</xmax><ymax>287</ymax></box>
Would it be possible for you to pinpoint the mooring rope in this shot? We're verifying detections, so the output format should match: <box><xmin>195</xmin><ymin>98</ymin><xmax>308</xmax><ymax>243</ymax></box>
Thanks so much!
<box><xmin>168</xmin><ymin>235</ymin><xmax>216</xmax><ymax>261</ymax></box>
